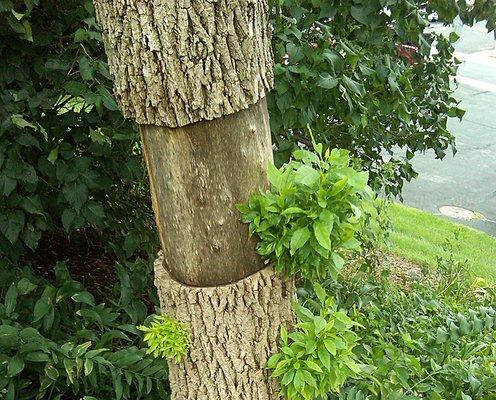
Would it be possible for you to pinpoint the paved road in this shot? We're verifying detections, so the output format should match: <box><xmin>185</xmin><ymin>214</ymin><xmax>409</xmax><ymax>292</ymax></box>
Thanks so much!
<box><xmin>401</xmin><ymin>22</ymin><xmax>496</xmax><ymax>236</ymax></box>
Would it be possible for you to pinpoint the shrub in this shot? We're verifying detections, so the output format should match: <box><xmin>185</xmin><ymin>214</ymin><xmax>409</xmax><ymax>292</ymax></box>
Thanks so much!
<box><xmin>0</xmin><ymin>0</ymin><xmax>156</xmax><ymax>261</ymax></box>
<box><xmin>327</xmin><ymin>253</ymin><xmax>496</xmax><ymax>399</ymax></box>
<box><xmin>268</xmin><ymin>0</ymin><xmax>496</xmax><ymax>195</ymax></box>
<box><xmin>0</xmin><ymin>259</ymin><xmax>168</xmax><ymax>400</ymax></box>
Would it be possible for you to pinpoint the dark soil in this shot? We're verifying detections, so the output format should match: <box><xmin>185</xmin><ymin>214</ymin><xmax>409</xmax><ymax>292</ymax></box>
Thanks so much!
<box><xmin>23</xmin><ymin>228</ymin><xmax>117</xmax><ymax>300</ymax></box>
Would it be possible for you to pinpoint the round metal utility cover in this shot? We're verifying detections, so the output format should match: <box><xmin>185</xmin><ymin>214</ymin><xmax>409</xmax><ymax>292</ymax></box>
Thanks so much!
<box><xmin>438</xmin><ymin>205</ymin><xmax>481</xmax><ymax>220</ymax></box>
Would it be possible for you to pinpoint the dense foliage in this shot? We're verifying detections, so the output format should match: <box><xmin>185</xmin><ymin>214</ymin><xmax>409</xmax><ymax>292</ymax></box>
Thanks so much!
<box><xmin>268</xmin><ymin>0</ymin><xmax>496</xmax><ymax>195</ymax></box>
<box><xmin>138</xmin><ymin>315</ymin><xmax>190</xmax><ymax>362</ymax></box>
<box><xmin>268</xmin><ymin>285</ymin><xmax>361</xmax><ymax>400</ymax></box>
<box><xmin>0</xmin><ymin>258</ymin><xmax>168</xmax><ymax>400</ymax></box>
<box><xmin>241</xmin><ymin>146</ymin><xmax>496</xmax><ymax>399</ymax></box>
<box><xmin>1</xmin><ymin>0</ymin><xmax>496</xmax><ymax>399</ymax></box>
<box><xmin>238</xmin><ymin>145</ymin><xmax>375</xmax><ymax>280</ymax></box>
<box><xmin>0</xmin><ymin>0</ymin><xmax>156</xmax><ymax>261</ymax></box>
<box><xmin>330</xmin><ymin>251</ymin><xmax>496</xmax><ymax>399</ymax></box>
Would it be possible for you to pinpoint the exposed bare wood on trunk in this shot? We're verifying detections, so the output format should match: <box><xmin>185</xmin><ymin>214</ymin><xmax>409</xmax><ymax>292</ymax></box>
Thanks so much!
<box><xmin>154</xmin><ymin>253</ymin><xmax>295</xmax><ymax>400</ymax></box>
<box><xmin>93</xmin><ymin>0</ymin><xmax>273</xmax><ymax>127</ymax></box>
<box><xmin>140</xmin><ymin>98</ymin><xmax>272</xmax><ymax>286</ymax></box>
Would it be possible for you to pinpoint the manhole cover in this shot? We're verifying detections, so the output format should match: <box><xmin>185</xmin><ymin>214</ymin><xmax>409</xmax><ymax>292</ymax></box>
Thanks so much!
<box><xmin>438</xmin><ymin>205</ymin><xmax>484</xmax><ymax>220</ymax></box>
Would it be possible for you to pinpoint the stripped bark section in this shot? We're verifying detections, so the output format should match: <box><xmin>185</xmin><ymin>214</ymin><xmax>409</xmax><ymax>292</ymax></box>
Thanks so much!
<box><xmin>93</xmin><ymin>0</ymin><xmax>274</xmax><ymax>127</ymax></box>
<box><xmin>140</xmin><ymin>98</ymin><xmax>272</xmax><ymax>287</ymax></box>
<box><xmin>154</xmin><ymin>253</ymin><xmax>296</xmax><ymax>400</ymax></box>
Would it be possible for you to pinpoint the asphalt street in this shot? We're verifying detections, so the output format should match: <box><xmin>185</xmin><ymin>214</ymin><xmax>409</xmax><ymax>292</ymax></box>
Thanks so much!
<box><xmin>400</xmin><ymin>21</ymin><xmax>496</xmax><ymax>236</ymax></box>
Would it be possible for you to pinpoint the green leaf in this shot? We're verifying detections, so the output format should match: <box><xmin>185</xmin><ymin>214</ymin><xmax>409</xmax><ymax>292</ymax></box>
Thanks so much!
<box><xmin>350</xmin><ymin>6</ymin><xmax>371</xmax><ymax>24</ymax></box>
<box><xmin>313</xmin><ymin>283</ymin><xmax>326</xmax><ymax>304</ymax></box>
<box><xmin>47</xmin><ymin>146</ymin><xmax>59</xmax><ymax>164</ymax></box>
<box><xmin>20</xmin><ymin>195</ymin><xmax>44</xmax><ymax>215</ymax></box>
<box><xmin>268</xmin><ymin>162</ymin><xmax>284</xmax><ymax>191</ymax></box>
<box><xmin>324</xmin><ymin>339</ymin><xmax>337</xmax><ymax>355</ymax></box>
<box><xmin>84</xmin><ymin>358</ymin><xmax>94</xmax><ymax>376</ymax></box>
<box><xmin>5</xmin><ymin>284</ymin><xmax>18</xmax><ymax>316</ymax></box>
<box><xmin>316</xmin><ymin>73</ymin><xmax>339</xmax><ymax>89</ymax></box>
<box><xmin>294</xmin><ymin>165</ymin><xmax>320</xmax><ymax>187</ymax></box>
<box><xmin>436</xmin><ymin>327</ymin><xmax>449</xmax><ymax>344</ymax></box>
<box><xmin>318</xmin><ymin>345</ymin><xmax>331</xmax><ymax>370</ymax></box>
<box><xmin>78</xmin><ymin>56</ymin><xmax>93</xmax><ymax>80</ymax></box>
<box><xmin>332</xmin><ymin>253</ymin><xmax>345</xmax><ymax>271</ymax></box>
<box><xmin>341</xmin><ymin>237</ymin><xmax>361</xmax><ymax>250</ymax></box>
<box><xmin>11</xmin><ymin>114</ymin><xmax>37</xmax><ymax>130</ymax></box>
<box><xmin>0</xmin><ymin>325</ymin><xmax>19</xmax><ymax>347</ymax></box>
<box><xmin>64</xmin><ymin>81</ymin><xmax>87</xmax><ymax>96</ymax></box>
<box><xmin>290</xmin><ymin>226</ymin><xmax>311</xmax><ymax>254</ymax></box>
<box><xmin>281</xmin><ymin>370</ymin><xmax>295</xmax><ymax>386</ymax></box>
<box><xmin>7</xmin><ymin>355</ymin><xmax>24</xmax><ymax>377</ymax></box>
<box><xmin>267</xmin><ymin>353</ymin><xmax>283</xmax><ymax>369</ymax></box>
<box><xmin>33</xmin><ymin>299</ymin><xmax>50</xmax><ymax>322</ymax></box>
<box><xmin>0</xmin><ymin>210</ymin><xmax>25</xmax><ymax>244</ymax></box>
<box><xmin>62</xmin><ymin>182</ymin><xmax>88</xmax><ymax>211</ymax></box>
<box><xmin>314</xmin><ymin>316</ymin><xmax>327</xmax><ymax>335</ymax></box>
<box><xmin>314</xmin><ymin>221</ymin><xmax>332</xmax><ymax>250</ymax></box>
<box><xmin>343</xmin><ymin>76</ymin><xmax>365</xmax><ymax>96</ymax></box>
<box><xmin>305</xmin><ymin>360</ymin><xmax>323</xmax><ymax>373</ymax></box>
<box><xmin>71</xmin><ymin>291</ymin><xmax>95</xmax><ymax>306</ymax></box>
<box><xmin>330</xmin><ymin>177</ymin><xmax>348</xmax><ymax>196</ymax></box>
<box><xmin>61</xmin><ymin>209</ymin><xmax>76</xmax><ymax>232</ymax></box>
<box><xmin>0</xmin><ymin>175</ymin><xmax>16</xmax><ymax>196</ymax></box>
<box><xmin>293</xmin><ymin>370</ymin><xmax>305</xmax><ymax>391</ymax></box>
<box><xmin>17</xmin><ymin>278</ymin><xmax>37</xmax><ymax>295</ymax></box>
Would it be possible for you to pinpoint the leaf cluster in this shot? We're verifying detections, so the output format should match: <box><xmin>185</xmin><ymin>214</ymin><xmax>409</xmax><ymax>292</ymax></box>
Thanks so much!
<box><xmin>238</xmin><ymin>144</ymin><xmax>374</xmax><ymax>281</ymax></box>
<box><xmin>323</xmin><ymin>253</ymin><xmax>496</xmax><ymax>400</ymax></box>
<box><xmin>268</xmin><ymin>284</ymin><xmax>361</xmax><ymax>400</ymax></box>
<box><xmin>0</xmin><ymin>0</ymin><xmax>156</xmax><ymax>261</ymax></box>
<box><xmin>268</xmin><ymin>0</ymin><xmax>495</xmax><ymax>195</ymax></box>
<box><xmin>138</xmin><ymin>315</ymin><xmax>189</xmax><ymax>363</ymax></box>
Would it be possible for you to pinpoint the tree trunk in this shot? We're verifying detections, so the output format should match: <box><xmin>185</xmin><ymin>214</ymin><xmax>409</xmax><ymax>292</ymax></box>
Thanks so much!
<box><xmin>93</xmin><ymin>0</ymin><xmax>295</xmax><ymax>398</ymax></box>
<box><xmin>154</xmin><ymin>252</ymin><xmax>294</xmax><ymax>400</ymax></box>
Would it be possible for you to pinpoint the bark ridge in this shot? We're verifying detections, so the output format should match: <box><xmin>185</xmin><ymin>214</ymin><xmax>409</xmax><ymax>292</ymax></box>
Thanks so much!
<box><xmin>154</xmin><ymin>252</ymin><xmax>295</xmax><ymax>400</ymax></box>
<box><xmin>94</xmin><ymin>0</ymin><xmax>274</xmax><ymax>127</ymax></box>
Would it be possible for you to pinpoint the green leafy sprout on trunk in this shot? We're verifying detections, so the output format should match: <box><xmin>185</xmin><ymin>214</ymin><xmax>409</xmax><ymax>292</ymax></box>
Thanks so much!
<box><xmin>138</xmin><ymin>315</ymin><xmax>189</xmax><ymax>362</ymax></box>
<box><xmin>237</xmin><ymin>142</ymin><xmax>375</xmax><ymax>281</ymax></box>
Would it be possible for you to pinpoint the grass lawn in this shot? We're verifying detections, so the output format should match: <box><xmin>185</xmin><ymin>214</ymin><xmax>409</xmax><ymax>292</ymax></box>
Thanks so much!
<box><xmin>388</xmin><ymin>203</ymin><xmax>496</xmax><ymax>282</ymax></box>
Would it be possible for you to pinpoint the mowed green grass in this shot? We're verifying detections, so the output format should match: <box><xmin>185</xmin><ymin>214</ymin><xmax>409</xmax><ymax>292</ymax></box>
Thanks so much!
<box><xmin>389</xmin><ymin>203</ymin><xmax>496</xmax><ymax>282</ymax></box>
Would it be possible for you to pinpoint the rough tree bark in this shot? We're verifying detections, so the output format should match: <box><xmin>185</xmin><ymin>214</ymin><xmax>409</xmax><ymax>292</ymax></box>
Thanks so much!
<box><xmin>93</xmin><ymin>0</ymin><xmax>295</xmax><ymax>398</ymax></box>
